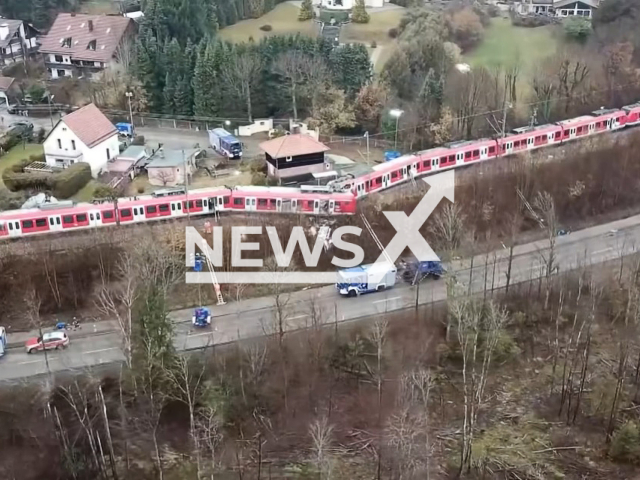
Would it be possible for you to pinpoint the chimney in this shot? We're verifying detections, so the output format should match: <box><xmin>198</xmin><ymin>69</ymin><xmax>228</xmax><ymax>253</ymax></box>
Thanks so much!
<box><xmin>88</xmin><ymin>19</ymin><xmax>93</xmax><ymax>31</ymax></box>
<box><xmin>0</xmin><ymin>24</ymin><xmax>8</xmax><ymax>41</ymax></box>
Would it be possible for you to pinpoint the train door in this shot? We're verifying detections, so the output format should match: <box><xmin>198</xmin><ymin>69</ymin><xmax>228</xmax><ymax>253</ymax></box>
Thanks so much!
<box><xmin>133</xmin><ymin>206</ymin><xmax>145</xmax><ymax>222</ymax></box>
<box><xmin>329</xmin><ymin>200</ymin><xmax>335</xmax><ymax>214</ymax></box>
<box><xmin>588</xmin><ymin>123</ymin><xmax>596</xmax><ymax>134</ymax></box>
<box><xmin>527</xmin><ymin>137</ymin><xmax>534</xmax><ymax>149</ymax></box>
<box><xmin>569</xmin><ymin>127</ymin><xmax>577</xmax><ymax>139</ymax></box>
<box><xmin>314</xmin><ymin>200</ymin><xmax>320</xmax><ymax>214</ymax></box>
<box><xmin>382</xmin><ymin>173</ymin><xmax>390</xmax><ymax>188</ymax></box>
<box><xmin>291</xmin><ymin>199</ymin><xmax>298</xmax><ymax>212</ymax></box>
<box><xmin>606</xmin><ymin>119</ymin><xmax>612</xmax><ymax>130</ymax></box>
<box><xmin>356</xmin><ymin>183</ymin><xmax>365</xmax><ymax>198</ymax></box>
<box><xmin>480</xmin><ymin>147</ymin><xmax>489</xmax><ymax>160</ymax></box>
<box><xmin>402</xmin><ymin>166</ymin><xmax>408</xmax><ymax>180</ymax></box>
<box><xmin>88</xmin><ymin>211</ymin><xmax>101</xmax><ymax>227</ymax></box>
<box><xmin>547</xmin><ymin>132</ymin><xmax>555</xmax><ymax>143</ymax></box>
<box><xmin>171</xmin><ymin>201</ymin><xmax>183</xmax><ymax>217</ymax></box>
<box><xmin>48</xmin><ymin>215</ymin><xmax>62</xmax><ymax>231</ymax></box>
<box><xmin>7</xmin><ymin>220</ymin><xmax>21</xmax><ymax>238</ymax></box>
<box><xmin>504</xmin><ymin>142</ymin><xmax>513</xmax><ymax>155</ymax></box>
<box><xmin>245</xmin><ymin>197</ymin><xmax>256</xmax><ymax>211</ymax></box>
<box><xmin>456</xmin><ymin>152</ymin><xmax>464</xmax><ymax>165</ymax></box>
<box><xmin>276</xmin><ymin>199</ymin><xmax>283</xmax><ymax>212</ymax></box>
<box><xmin>217</xmin><ymin>195</ymin><xmax>224</xmax><ymax>212</ymax></box>
<box><xmin>412</xmin><ymin>162</ymin><xmax>419</xmax><ymax>177</ymax></box>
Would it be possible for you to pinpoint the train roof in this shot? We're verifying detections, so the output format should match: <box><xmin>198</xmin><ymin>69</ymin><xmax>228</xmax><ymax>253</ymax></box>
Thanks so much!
<box><xmin>234</xmin><ymin>185</ymin><xmax>354</xmax><ymax>199</ymax></box>
<box><xmin>446</xmin><ymin>138</ymin><xmax>494</xmax><ymax>149</ymax></box>
<box><xmin>511</xmin><ymin>123</ymin><xmax>557</xmax><ymax>134</ymax></box>
<box><xmin>590</xmin><ymin>108</ymin><xmax>622</xmax><ymax>117</ymax></box>
<box><xmin>557</xmin><ymin>115</ymin><xmax>597</xmax><ymax>125</ymax></box>
<box><xmin>623</xmin><ymin>102</ymin><xmax>640</xmax><ymax>110</ymax></box>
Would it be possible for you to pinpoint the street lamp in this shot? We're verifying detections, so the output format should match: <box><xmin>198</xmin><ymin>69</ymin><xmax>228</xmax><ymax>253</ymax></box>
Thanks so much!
<box><xmin>390</xmin><ymin>109</ymin><xmax>403</xmax><ymax>150</ymax></box>
<box><xmin>224</xmin><ymin>120</ymin><xmax>231</xmax><ymax>128</ymax></box>
<box><xmin>125</xmin><ymin>91</ymin><xmax>134</xmax><ymax>134</ymax></box>
<box><xmin>45</xmin><ymin>92</ymin><xmax>55</xmax><ymax>128</ymax></box>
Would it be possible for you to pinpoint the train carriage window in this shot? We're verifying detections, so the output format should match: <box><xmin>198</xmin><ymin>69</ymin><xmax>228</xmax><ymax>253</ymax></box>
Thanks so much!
<box><xmin>147</xmin><ymin>206</ymin><xmax>157</xmax><ymax>214</ymax></box>
<box><xmin>0</xmin><ymin>224</ymin><xmax>4</xmax><ymax>232</ymax></box>
<box><xmin>104</xmin><ymin>211</ymin><xmax>114</xmax><ymax>219</ymax></box>
<box><xmin>514</xmin><ymin>140</ymin><xmax>520</xmax><ymax>147</ymax></box>
<box><xmin>423</xmin><ymin>160</ymin><xmax>429</xmax><ymax>168</ymax></box>
<box><xmin>233</xmin><ymin>198</ymin><xmax>243</xmax><ymax>205</ymax></box>
<box><xmin>195</xmin><ymin>200</ymin><xmax>203</xmax><ymax>208</ymax></box>
<box><xmin>448</xmin><ymin>155</ymin><xmax>455</xmax><ymax>163</ymax></box>
<box><xmin>391</xmin><ymin>172</ymin><xmax>398</xmax><ymax>179</ymax></box>
<box><xmin>489</xmin><ymin>146</ymin><xmax>495</xmax><ymax>154</ymax></box>
<box><xmin>555</xmin><ymin>131</ymin><xmax>561</xmax><ymax>139</ymax></box>
<box><xmin>472</xmin><ymin>150</ymin><xmax>479</xmax><ymax>157</ymax></box>
<box><xmin>96</xmin><ymin>213</ymin><xmax>100</xmax><ymax>220</ymax></box>
<box><xmin>36</xmin><ymin>218</ymin><xmax>47</xmax><ymax>227</ymax></box>
<box><xmin>177</xmin><ymin>202</ymin><xmax>181</xmax><ymax>210</ymax></box>
<box><xmin>63</xmin><ymin>215</ymin><xmax>73</xmax><ymax>224</ymax></box>
<box><xmin>171</xmin><ymin>204</ymin><xmax>175</xmax><ymax>211</ymax></box>
<box><xmin>375</xmin><ymin>177</ymin><xmax>382</xmax><ymax>185</ymax></box>
<box><xmin>224</xmin><ymin>196</ymin><xmax>230</xmax><ymax>205</ymax></box>
<box><xmin>576</xmin><ymin>126</ymin><xmax>582</xmax><ymax>134</ymax></box>
<box><xmin>121</xmin><ymin>208</ymin><xmax>131</xmax><ymax>217</ymax></box>
<box><xmin>77</xmin><ymin>214</ymin><xmax>87</xmax><ymax>222</ymax></box>
<box><xmin>49</xmin><ymin>218</ymin><xmax>54</xmax><ymax>226</ymax></box>
<box><xmin>23</xmin><ymin>220</ymin><xmax>33</xmax><ymax>229</ymax></box>
<box><xmin>258</xmin><ymin>199</ymin><xmax>267</xmax><ymax>206</ymax></box>
<box><xmin>8</xmin><ymin>223</ymin><xmax>12</xmax><ymax>231</ymax></box>
<box><xmin>159</xmin><ymin>204</ymin><xmax>169</xmax><ymax>212</ymax></box>
<box><xmin>270</xmin><ymin>199</ymin><xmax>276</xmax><ymax>206</ymax></box>
<box><xmin>501</xmin><ymin>144</ymin><xmax>506</xmax><ymax>152</ymax></box>
<box><xmin>90</xmin><ymin>214</ymin><xmax>94</xmax><ymax>221</ymax></box>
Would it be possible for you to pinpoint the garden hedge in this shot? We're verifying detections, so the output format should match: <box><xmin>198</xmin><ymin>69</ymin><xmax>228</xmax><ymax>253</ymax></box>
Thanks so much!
<box><xmin>2</xmin><ymin>161</ymin><xmax>91</xmax><ymax>199</ymax></box>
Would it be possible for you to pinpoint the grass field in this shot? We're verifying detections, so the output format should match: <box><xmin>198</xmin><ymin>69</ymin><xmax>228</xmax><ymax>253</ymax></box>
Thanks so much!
<box><xmin>0</xmin><ymin>144</ymin><xmax>43</xmax><ymax>187</ymax></box>
<box><xmin>218</xmin><ymin>3</ymin><xmax>319</xmax><ymax>43</ymax></box>
<box><xmin>465</xmin><ymin>17</ymin><xmax>560</xmax><ymax>77</ymax></box>
<box><xmin>71</xmin><ymin>180</ymin><xmax>100</xmax><ymax>202</ymax></box>
<box><xmin>341</xmin><ymin>8</ymin><xmax>404</xmax><ymax>45</ymax></box>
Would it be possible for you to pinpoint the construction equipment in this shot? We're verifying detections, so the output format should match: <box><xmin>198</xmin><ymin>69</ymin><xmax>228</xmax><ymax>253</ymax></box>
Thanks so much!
<box><xmin>401</xmin><ymin>259</ymin><xmax>445</xmax><ymax>285</ymax></box>
<box><xmin>193</xmin><ymin>252</ymin><xmax>225</xmax><ymax>306</ymax></box>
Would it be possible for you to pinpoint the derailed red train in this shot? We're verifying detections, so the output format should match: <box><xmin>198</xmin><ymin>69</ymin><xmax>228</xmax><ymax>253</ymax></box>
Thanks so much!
<box><xmin>1</xmin><ymin>102</ymin><xmax>639</xmax><ymax>239</ymax></box>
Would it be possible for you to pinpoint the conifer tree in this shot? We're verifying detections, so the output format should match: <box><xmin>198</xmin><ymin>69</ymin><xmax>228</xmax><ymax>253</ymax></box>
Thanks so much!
<box><xmin>298</xmin><ymin>0</ymin><xmax>314</xmax><ymax>21</ymax></box>
<box><xmin>351</xmin><ymin>0</ymin><xmax>370</xmax><ymax>23</ymax></box>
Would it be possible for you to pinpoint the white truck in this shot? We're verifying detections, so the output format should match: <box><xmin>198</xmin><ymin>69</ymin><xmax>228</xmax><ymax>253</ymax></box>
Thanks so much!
<box><xmin>336</xmin><ymin>262</ymin><xmax>397</xmax><ymax>297</ymax></box>
<box><xmin>208</xmin><ymin>128</ymin><xmax>242</xmax><ymax>159</ymax></box>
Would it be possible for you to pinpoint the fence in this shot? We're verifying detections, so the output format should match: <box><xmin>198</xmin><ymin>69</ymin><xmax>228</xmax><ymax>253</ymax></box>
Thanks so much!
<box><xmin>321</xmin><ymin>134</ymin><xmax>394</xmax><ymax>150</ymax></box>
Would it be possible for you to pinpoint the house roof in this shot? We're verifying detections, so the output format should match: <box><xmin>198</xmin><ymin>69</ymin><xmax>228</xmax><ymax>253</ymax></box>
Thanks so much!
<box><xmin>0</xmin><ymin>20</ymin><xmax>23</xmax><ymax>49</ymax></box>
<box><xmin>39</xmin><ymin>13</ymin><xmax>132</xmax><ymax>62</ymax></box>
<box><xmin>58</xmin><ymin>103</ymin><xmax>117</xmax><ymax>148</ymax></box>
<box><xmin>119</xmin><ymin>145</ymin><xmax>147</xmax><ymax>160</ymax></box>
<box><xmin>554</xmin><ymin>0</ymin><xmax>599</xmax><ymax>8</ymax></box>
<box><xmin>0</xmin><ymin>76</ymin><xmax>15</xmax><ymax>92</ymax></box>
<box><xmin>146</xmin><ymin>148</ymin><xmax>200</xmax><ymax>168</ymax></box>
<box><xmin>259</xmin><ymin>134</ymin><xmax>329</xmax><ymax>159</ymax></box>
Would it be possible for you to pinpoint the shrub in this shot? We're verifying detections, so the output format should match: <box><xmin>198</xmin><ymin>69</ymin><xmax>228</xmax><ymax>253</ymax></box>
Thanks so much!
<box><xmin>92</xmin><ymin>185</ymin><xmax>121</xmax><ymax>199</ymax></box>
<box><xmin>28</xmin><ymin>153</ymin><xmax>45</xmax><ymax>163</ymax></box>
<box><xmin>35</xmin><ymin>127</ymin><xmax>46</xmax><ymax>144</ymax></box>
<box><xmin>610</xmin><ymin>421</ymin><xmax>640</xmax><ymax>464</ymax></box>
<box><xmin>298</xmin><ymin>0</ymin><xmax>314</xmax><ymax>21</ymax></box>
<box><xmin>131</xmin><ymin>135</ymin><xmax>145</xmax><ymax>146</ymax></box>
<box><xmin>0</xmin><ymin>187</ymin><xmax>27</xmax><ymax>210</ymax></box>
<box><xmin>388</xmin><ymin>27</ymin><xmax>398</xmax><ymax>38</ymax></box>
<box><xmin>259</xmin><ymin>24</ymin><xmax>272</xmax><ymax>31</ymax></box>
<box><xmin>52</xmin><ymin>163</ymin><xmax>92</xmax><ymax>198</ymax></box>
<box><xmin>0</xmin><ymin>133</ymin><xmax>20</xmax><ymax>153</ymax></box>
<box><xmin>351</xmin><ymin>0</ymin><xmax>370</xmax><ymax>23</ymax></box>
<box><xmin>563</xmin><ymin>17</ymin><xmax>591</xmax><ymax>42</ymax></box>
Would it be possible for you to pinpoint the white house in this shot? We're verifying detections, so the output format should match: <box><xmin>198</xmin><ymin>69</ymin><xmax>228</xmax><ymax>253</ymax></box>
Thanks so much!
<box><xmin>316</xmin><ymin>0</ymin><xmax>384</xmax><ymax>10</ymax></box>
<box><xmin>44</xmin><ymin>103</ymin><xmax>119</xmax><ymax>177</ymax></box>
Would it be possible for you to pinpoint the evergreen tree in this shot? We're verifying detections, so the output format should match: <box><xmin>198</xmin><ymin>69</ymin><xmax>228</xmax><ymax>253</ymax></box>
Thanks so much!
<box><xmin>193</xmin><ymin>41</ymin><xmax>222</xmax><ymax>117</ymax></box>
<box><xmin>329</xmin><ymin>43</ymin><xmax>372</xmax><ymax>97</ymax></box>
<box><xmin>174</xmin><ymin>75</ymin><xmax>193</xmax><ymax>115</ymax></box>
<box><xmin>351</xmin><ymin>0</ymin><xmax>370</xmax><ymax>23</ymax></box>
<box><xmin>163</xmin><ymin>73</ymin><xmax>176</xmax><ymax>114</ymax></box>
<box><xmin>298</xmin><ymin>0</ymin><xmax>314</xmax><ymax>21</ymax></box>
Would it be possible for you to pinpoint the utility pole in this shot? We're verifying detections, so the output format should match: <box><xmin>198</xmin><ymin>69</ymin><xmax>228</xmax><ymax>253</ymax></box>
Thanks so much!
<box><xmin>46</xmin><ymin>92</ymin><xmax>55</xmax><ymax>129</ymax></box>
<box><xmin>364</xmin><ymin>131</ymin><xmax>370</xmax><ymax>164</ymax></box>
<box><xmin>183</xmin><ymin>149</ymin><xmax>190</xmax><ymax>223</ymax></box>
<box><xmin>529</xmin><ymin>107</ymin><xmax>538</xmax><ymax>128</ymax></box>
<box><xmin>125</xmin><ymin>91</ymin><xmax>134</xmax><ymax>135</ymax></box>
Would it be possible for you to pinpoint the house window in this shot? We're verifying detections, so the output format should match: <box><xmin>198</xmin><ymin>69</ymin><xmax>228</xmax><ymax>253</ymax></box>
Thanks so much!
<box><xmin>57</xmin><ymin>139</ymin><xmax>62</xmax><ymax>149</ymax></box>
<box><xmin>106</xmin><ymin>148</ymin><xmax>110</xmax><ymax>160</ymax></box>
<box><xmin>55</xmin><ymin>55</ymin><xmax>63</xmax><ymax>63</ymax></box>
<box><xmin>62</xmin><ymin>37</ymin><xmax>72</xmax><ymax>48</ymax></box>
<box><xmin>71</xmin><ymin>140</ymin><xmax>75</xmax><ymax>150</ymax></box>
<box><xmin>87</xmin><ymin>40</ymin><xmax>96</xmax><ymax>51</ymax></box>
<box><xmin>57</xmin><ymin>69</ymin><xmax>66</xmax><ymax>78</ymax></box>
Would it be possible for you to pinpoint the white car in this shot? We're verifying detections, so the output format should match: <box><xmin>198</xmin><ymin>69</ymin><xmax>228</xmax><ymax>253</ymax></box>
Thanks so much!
<box><xmin>25</xmin><ymin>331</ymin><xmax>69</xmax><ymax>354</ymax></box>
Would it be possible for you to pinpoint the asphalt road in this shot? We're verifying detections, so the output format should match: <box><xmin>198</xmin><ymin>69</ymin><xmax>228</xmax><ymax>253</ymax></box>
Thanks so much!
<box><xmin>2</xmin><ymin>212</ymin><xmax>638</xmax><ymax>382</ymax></box>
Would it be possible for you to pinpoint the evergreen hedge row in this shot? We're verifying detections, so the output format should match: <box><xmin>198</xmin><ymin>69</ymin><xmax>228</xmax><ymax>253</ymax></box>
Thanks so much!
<box><xmin>2</xmin><ymin>160</ymin><xmax>92</xmax><ymax>199</ymax></box>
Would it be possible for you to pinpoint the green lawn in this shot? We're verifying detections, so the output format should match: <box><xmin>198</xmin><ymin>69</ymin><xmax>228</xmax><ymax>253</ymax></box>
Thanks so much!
<box><xmin>465</xmin><ymin>17</ymin><xmax>560</xmax><ymax>78</ymax></box>
<box><xmin>0</xmin><ymin>144</ymin><xmax>43</xmax><ymax>187</ymax></box>
<box><xmin>218</xmin><ymin>3</ymin><xmax>319</xmax><ymax>43</ymax></box>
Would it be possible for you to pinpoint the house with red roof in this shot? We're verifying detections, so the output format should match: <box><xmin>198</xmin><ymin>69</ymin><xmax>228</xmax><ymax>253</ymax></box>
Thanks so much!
<box><xmin>259</xmin><ymin>134</ymin><xmax>331</xmax><ymax>180</ymax></box>
<box><xmin>39</xmin><ymin>13</ymin><xmax>135</xmax><ymax>80</ymax></box>
<box><xmin>43</xmin><ymin>103</ymin><xmax>119</xmax><ymax>177</ymax></box>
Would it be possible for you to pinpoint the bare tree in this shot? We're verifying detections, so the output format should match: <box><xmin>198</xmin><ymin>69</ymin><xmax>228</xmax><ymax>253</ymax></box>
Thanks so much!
<box><xmin>196</xmin><ymin>404</ymin><xmax>223</xmax><ymax>477</ymax></box>
<box><xmin>223</xmin><ymin>54</ymin><xmax>262</xmax><ymax>122</ymax></box>
<box><xmin>533</xmin><ymin>191</ymin><xmax>558</xmax><ymax>310</ymax></box>
<box><xmin>114</xmin><ymin>36</ymin><xmax>135</xmax><ymax>74</ymax></box>
<box><xmin>430</xmin><ymin>203</ymin><xmax>466</xmax><ymax>254</ymax></box>
<box><xmin>309</xmin><ymin>416</ymin><xmax>335</xmax><ymax>480</ymax></box>
<box><xmin>272</xmin><ymin>51</ymin><xmax>315</xmax><ymax>120</ymax></box>
<box><xmin>166</xmin><ymin>355</ymin><xmax>207</xmax><ymax>477</ymax></box>
<box><xmin>96</xmin><ymin>251</ymin><xmax>139</xmax><ymax>368</ymax></box>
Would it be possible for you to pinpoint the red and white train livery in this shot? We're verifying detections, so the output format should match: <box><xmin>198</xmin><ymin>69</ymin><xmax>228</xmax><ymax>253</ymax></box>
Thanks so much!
<box><xmin>2</xmin><ymin>102</ymin><xmax>640</xmax><ymax>240</ymax></box>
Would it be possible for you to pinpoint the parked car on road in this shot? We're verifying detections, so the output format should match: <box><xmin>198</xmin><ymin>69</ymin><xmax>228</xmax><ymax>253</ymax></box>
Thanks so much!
<box><xmin>25</xmin><ymin>331</ymin><xmax>69</xmax><ymax>354</ymax></box>
<box><xmin>7</xmin><ymin>121</ymin><xmax>34</xmax><ymax>139</ymax></box>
